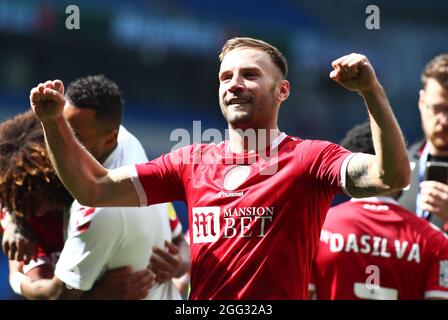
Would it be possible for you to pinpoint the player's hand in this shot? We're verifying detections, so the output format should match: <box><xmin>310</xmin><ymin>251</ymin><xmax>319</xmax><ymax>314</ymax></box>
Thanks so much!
<box><xmin>149</xmin><ymin>241</ymin><xmax>188</xmax><ymax>283</ymax></box>
<box><xmin>330</xmin><ymin>53</ymin><xmax>379</xmax><ymax>93</ymax></box>
<box><xmin>29</xmin><ymin>80</ymin><xmax>66</xmax><ymax>122</ymax></box>
<box><xmin>87</xmin><ymin>267</ymin><xmax>155</xmax><ymax>300</ymax></box>
<box><xmin>419</xmin><ymin>181</ymin><xmax>448</xmax><ymax>221</ymax></box>
<box><xmin>2</xmin><ymin>220</ymin><xmax>38</xmax><ymax>264</ymax></box>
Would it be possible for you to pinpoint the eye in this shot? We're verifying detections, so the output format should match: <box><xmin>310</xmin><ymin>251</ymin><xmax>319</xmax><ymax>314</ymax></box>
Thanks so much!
<box><xmin>243</xmin><ymin>71</ymin><xmax>259</xmax><ymax>79</ymax></box>
<box><xmin>434</xmin><ymin>105</ymin><xmax>446</xmax><ymax>114</ymax></box>
<box><xmin>428</xmin><ymin>104</ymin><xmax>448</xmax><ymax>115</ymax></box>
<box><xmin>220</xmin><ymin>72</ymin><xmax>232</xmax><ymax>82</ymax></box>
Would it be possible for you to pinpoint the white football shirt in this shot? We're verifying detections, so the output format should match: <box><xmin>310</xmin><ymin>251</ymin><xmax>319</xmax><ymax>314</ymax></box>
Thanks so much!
<box><xmin>55</xmin><ymin>126</ymin><xmax>183</xmax><ymax>299</ymax></box>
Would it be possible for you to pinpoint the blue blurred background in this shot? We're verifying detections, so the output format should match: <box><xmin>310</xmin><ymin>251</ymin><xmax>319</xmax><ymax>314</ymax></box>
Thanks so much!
<box><xmin>0</xmin><ymin>0</ymin><xmax>447</xmax><ymax>298</ymax></box>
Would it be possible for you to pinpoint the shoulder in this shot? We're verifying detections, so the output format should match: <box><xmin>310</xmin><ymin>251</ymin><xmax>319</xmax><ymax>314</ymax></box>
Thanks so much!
<box><xmin>294</xmin><ymin>139</ymin><xmax>351</xmax><ymax>165</ymax></box>
<box><xmin>397</xmin><ymin>209</ymin><xmax>448</xmax><ymax>244</ymax></box>
<box><xmin>418</xmin><ymin>222</ymin><xmax>448</xmax><ymax>259</ymax></box>
<box><xmin>166</xmin><ymin>143</ymin><xmax>221</xmax><ymax>164</ymax></box>
<box><xmin>117</xmin><ymin>126</ymin><xmax>148</xmax><ymax>162</ymax></box>
<box><xmin>68</xmin><ymin>203</ymin><xmax>123</xmax><ymax>237</ymax></box>
<box><xmin>295</xmin><ymin>139</ymin><xmax>346</xmax><ymax>152</ymax></box>
<box><xmin>118</xmin><ymin>125</ymin><xmax>138</xmax><ymax>142</ymax></box>
<box><xmin>424</xmin><ymin>222</ymin><xmax>448</xmax><ymax>243</ymax></box>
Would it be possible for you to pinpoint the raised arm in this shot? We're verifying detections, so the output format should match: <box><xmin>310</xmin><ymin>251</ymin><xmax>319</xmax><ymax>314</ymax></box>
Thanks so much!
<box><xmin>29</xmin><ymin>80</ymin><xmax>139</xmax><ymax>207</ymax></box>
<box><xmin>330</xmin><ymin>54</ymin><xmax>411</xmax><ymax>197</ymax></box>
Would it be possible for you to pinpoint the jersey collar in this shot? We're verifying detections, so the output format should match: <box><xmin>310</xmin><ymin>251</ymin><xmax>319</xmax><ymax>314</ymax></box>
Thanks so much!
<box><xmin>350</xmin><ymin>196</ymin><xmax>400</xmax><ymax>206</ymax></box>
<box><xmin>223</xmin><ymin>131</ymin><xmax>288</xmax><ymax>154</ymax></box>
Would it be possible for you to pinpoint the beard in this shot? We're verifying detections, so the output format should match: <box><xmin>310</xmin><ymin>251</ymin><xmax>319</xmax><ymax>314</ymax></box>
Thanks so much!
<box><xmin>219</xmin><ymin>86</ymin><xmax>277</xmax><ymax>130</ymax></box>
<box><xmin>423</xmin><ymin>118</ymin><xmax>448</xmax><ymax>155</ymax></box>
<box><xmin>431</xmin><ymin>136</ymin><xmax>448</xmax><ymax>153</ymax></box>
<box><xmin>221</xmin><ymin>105</ymin><xmax>254</xmax><ymax>129</ymax></box>
<box><xmin>428</xmin><ymin>125</ymin><xmax>448</xmax><ymax>155</ymax></box>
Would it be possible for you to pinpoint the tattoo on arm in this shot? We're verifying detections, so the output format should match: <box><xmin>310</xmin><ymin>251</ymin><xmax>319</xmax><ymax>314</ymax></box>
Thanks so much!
<box><xmin>346</xmin><ymin>154</ymin><xmax>383</xmax><ymax>198</ymax></box>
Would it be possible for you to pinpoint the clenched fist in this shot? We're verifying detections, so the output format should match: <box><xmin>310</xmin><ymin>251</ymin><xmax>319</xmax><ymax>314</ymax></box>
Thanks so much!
<box><xmin>29</xmin><ymin>80</ymin><xmax>66</xmax><ymax>122</ymax></box>
<box><xmin>330</xmin><ymin>53</ymin><xmax>379</xmax><ymax>93</ymax></box>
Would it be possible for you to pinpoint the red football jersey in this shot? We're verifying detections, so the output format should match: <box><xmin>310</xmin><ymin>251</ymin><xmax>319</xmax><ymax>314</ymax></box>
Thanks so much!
<box><xmin>311</xmin><ymin>197</ymin><xmax>448</xmax><ymax>300</ymax></box>
<box><xmin>28</xmin><ymin>211</ymin><xmax>64</xmax><ymax>258</ymax></box>
<box><xmin>131</xmin><ymin>133</ymin><xmax>352</xmax><ymax>299</ymax></box>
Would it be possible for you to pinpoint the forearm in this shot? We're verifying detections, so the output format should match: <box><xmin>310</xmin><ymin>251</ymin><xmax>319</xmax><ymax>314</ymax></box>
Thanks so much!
<box><xmin>21</xmin><ymin>278</ymin><xmax>62</xmax><ymax>300</ymax></box>
<box><xmin>17</xmin><ymin>273</ymin><xmax>83</xmax><ymax>300</ymax></box>
<box><xmin>361</xmin><ymin>84</ymin><xmax>410</xmax><ymax>187</ymax></box>
<box><xmin>41</xmin><ymin>117</ymin><xmax>108</xmax><ymax>206</ymax></box>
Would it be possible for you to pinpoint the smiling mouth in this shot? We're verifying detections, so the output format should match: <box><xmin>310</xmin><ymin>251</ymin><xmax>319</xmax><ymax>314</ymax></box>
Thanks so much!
<box><xmin>228</xmin><ymin>103</ymin><xmax>250</xmax><ymax>111</ymax></box>
<box><xmin>228</xmin><ymin>99</ymin><xmax>250</xmax><ymax>106</ymax></box>
<box><xmin>434</xmin><ymin>131</ymin><xmax>448</xmax><ymax>136</ymax></box>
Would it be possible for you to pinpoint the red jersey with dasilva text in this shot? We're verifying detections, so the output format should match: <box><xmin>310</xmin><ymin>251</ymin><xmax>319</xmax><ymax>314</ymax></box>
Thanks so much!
<box><xmin>311</xmin><ymin>197</ymin><xmax>448</xmax><ymax>300</ymax></box>
<box><xmin>130</xmin><ymin>133</ymin><xmax>352</xmax><ymax>299</ymax></box>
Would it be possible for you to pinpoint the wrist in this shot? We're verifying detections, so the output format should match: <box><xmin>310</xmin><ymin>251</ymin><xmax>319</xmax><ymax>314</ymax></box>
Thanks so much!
<box><xmin>10</xmin><ymin>272</ymin><xmax>28</xmax><ymax>296</ymax></box>
<box><xmin>40</xmin><ymin>114</ymin><xmax>65</xmax><ymax>126</ymax></box>
<box><xmin>360</xmin><ymin>82</ymin><xmax>382</xmax><ymax>96</ymax></box>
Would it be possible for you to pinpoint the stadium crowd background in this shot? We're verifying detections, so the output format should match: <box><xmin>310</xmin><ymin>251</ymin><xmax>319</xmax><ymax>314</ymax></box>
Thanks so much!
<box><xmin>0</xmin><ymin>0</ymin><xmax>447</xmax><ymax>299</ymax></box>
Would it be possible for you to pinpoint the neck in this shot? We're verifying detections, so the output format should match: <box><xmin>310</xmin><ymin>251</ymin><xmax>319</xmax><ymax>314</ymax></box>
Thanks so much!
<box><xmin>228</xmin><ymin>126</ymin><xmax>280</xmax><ymax>154</ymax></box>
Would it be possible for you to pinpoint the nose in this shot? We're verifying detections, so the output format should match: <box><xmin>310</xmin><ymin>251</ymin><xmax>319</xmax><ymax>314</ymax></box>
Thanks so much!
<box><xmin>437</xmin><ymin>112</ymin><xmax>448</xmax><ymax>125</ymax></box>
<box><xmin>228</xmin><ymin>75</ymin><xmax>244</xmax><ymax>93</ymax></box>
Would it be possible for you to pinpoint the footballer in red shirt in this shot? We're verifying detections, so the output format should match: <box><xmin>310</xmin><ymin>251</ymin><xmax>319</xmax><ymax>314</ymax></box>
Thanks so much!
<box><xmin>29</xmin><ymin>37</ymin><xmax>410</xmax><ymax>299</ymax></box>
<box><xmin>310</xmin><ymin>197</ymin><xmax>448</xmax><ymax>300</ymax></box>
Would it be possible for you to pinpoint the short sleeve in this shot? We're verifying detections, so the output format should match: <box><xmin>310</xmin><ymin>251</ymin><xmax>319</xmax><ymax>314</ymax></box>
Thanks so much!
<box><xmin>129</xmin><ymin>146</ymin><xmax>191</xmax><ymax>207</ymax></box>
<box><xmin>424</xmin><ymin>231</ymin><xmax>448</xmax><ymax>299</ymax></box>
<box><xmin>300</xmin><ymin>140</ymin><xmax>353</xmax><ymax>195</ymax></box>
<box><xmin>54</xmin><ymin>208</ymin><xmax>121</xmax><ymax>291</ymax></box>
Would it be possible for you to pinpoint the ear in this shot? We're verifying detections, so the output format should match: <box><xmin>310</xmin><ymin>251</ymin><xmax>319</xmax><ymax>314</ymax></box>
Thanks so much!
<box><xmin>103</xmin><ymin>129</ymin><xmax>118</xmax><ymax>150</ymax></box>
<box><xmin>418</xmin><ymin>89</ymin><xmax>425</xmax><ymax>111</ymax></box>
<box><xmin>276</xmin><ymin>80</ymin><xmax>290</xmax><ymax>103</ymax></box>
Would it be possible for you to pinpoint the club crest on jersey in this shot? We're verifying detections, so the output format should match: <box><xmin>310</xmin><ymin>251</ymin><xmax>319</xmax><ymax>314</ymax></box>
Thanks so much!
<box><xmin>192</xmin><ymin>207</ymin><xmax>220</xmax><ymax>243</ymax></box>
<box><xmin>223</xmin><ymin>165</ymin><xmax>251</xmax><ymax>191</ymax></box>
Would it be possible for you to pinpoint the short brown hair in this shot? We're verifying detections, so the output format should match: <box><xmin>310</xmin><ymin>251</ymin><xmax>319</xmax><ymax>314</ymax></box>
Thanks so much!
<box><xmin>0</xmin><ymin>111</ymin><xmax>73</xmax><ymax>218</ymax></box>
<box><xmin>421</xmin><ymin>54</ymin><xmax>448</xmax><ymax>89</ymax></box>
<box><xmin>219</xmin><ymin>37</ymin><xmax>288</xmax><ymax>79</ymax></box>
